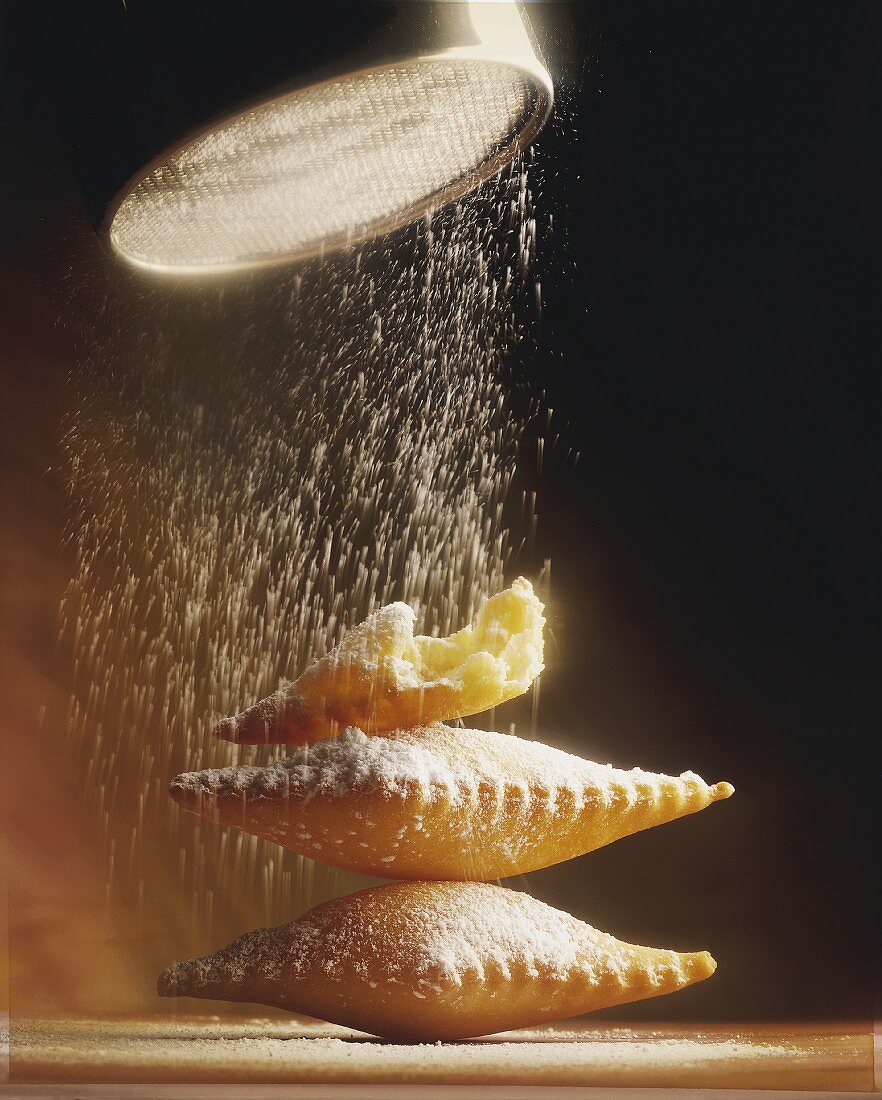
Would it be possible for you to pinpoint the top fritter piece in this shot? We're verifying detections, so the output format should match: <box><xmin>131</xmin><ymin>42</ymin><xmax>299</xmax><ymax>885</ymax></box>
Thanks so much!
<box><xmin>214</xmin><ymin>577</ymin><xmax>545</xmax><ymax>745</ymax></box>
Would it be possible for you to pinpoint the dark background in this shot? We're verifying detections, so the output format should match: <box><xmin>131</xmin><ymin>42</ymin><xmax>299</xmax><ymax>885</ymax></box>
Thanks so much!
<box><xmin>513</xmin><ymin>1</ymin><xmax>877</xmax><ymax>1022</ymax></box>
<box><xmin>1</xmin><ymin>2</ymin><xmax>876</xmax><ymax>1023</ymax></box>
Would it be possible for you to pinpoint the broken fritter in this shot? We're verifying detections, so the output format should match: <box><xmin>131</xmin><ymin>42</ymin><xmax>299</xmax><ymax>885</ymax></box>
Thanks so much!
<box><xmin>213</xmin><ymin>577</ymin><xmax>545</xmax><ymax>744</ymax></box>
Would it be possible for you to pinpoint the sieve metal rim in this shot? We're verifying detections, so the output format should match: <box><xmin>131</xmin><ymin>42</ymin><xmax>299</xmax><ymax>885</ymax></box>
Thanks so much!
<box><xmin>101</xmin><ymin>52</ymin><xmax>553</xmax><ymax>277</ymax></box>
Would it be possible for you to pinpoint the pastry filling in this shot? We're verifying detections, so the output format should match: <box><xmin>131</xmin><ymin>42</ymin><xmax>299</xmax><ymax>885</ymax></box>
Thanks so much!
<box><xmin>340</xmin><ymin>577</ymin><xmax>544</xmax><ymax>695</ymax></box>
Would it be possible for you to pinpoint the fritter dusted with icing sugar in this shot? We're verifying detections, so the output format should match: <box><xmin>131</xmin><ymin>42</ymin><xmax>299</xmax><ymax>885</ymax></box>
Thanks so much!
<box><xmin>213</xmin><ymin>577</ymin><xmax>545</xmax><ymax>744</ymax></box>
<box><xmin>159</xmin><ymin>881</ymin><xmax>717</xmax><ymax>1040</ymax></box>
<box><xmin>171</xmin><ymin>724</ymin><xmax>733</xmax><ymax>880</ymax></box>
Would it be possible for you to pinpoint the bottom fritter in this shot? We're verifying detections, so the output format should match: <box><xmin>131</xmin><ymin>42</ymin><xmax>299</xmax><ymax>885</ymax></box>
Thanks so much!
<box><xmin>159</xmin><ymin>880</ymin><xmax>716</xmax><ymax>1041</ymax></box>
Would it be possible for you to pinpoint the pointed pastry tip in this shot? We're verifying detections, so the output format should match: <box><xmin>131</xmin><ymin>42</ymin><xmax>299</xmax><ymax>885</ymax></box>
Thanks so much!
<box><xmin>212</xmin><ymin>714</ymin><xmax>239</xmax><ymax>742</ymax></box>
<box><xmin>167</xmin><ymin>772</ymin><xmax>202</xmax><ymax>805</ymax></box>
<box><xmin>157</xmin><ymin>964</ymin><xmax>181</xmax><ymax>997</ymax></box>
<box><xmin>212</xmin><ymin>691</ymin><xmax>313</xmax><ymax>744</ymax></box>
<box><xmin>685</xmin><ymin>949</ymin><xmax>717</xmax><ymax>981</ymax></box>
<box><xmin>711</xmin><ymin>780</ymin><xmax>735</xmax><ymax>801</ymax></box>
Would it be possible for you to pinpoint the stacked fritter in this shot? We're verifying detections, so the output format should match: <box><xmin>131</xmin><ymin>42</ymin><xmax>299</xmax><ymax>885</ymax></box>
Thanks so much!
<box><xmin>160</xmin><ymin>578</ymin><xmax>732</xmax><ymax>1040</ymax></box>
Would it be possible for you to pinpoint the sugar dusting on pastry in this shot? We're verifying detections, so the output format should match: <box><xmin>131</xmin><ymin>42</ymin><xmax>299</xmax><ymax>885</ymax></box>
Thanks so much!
<box><xmin>213</xmin><ymin>576</ymin><xmax>545</xmax><ymax>744</ymax></box>
<box><xmin>169</xmin><ymin>724</ymin><xmax>732</xmax><ymax>880</ymax></box>
<box><xmin>295</xmin><ymin>576</ymin><xmax>543</xmax><ymax>693</ymax></box>
<box><xmin>164</xmin><ymin>883</ymin><xmax>597</xmax><ymax>993</ymax></box>
<box><xmin>158</xmin><ymin>881</ymin><xmax>716</xmax><ymax>1039</ymax></box>
<box><xmin>174</xmin><ymin>724</ymin><xmax>731</xmax><ymax>807</ymax></box>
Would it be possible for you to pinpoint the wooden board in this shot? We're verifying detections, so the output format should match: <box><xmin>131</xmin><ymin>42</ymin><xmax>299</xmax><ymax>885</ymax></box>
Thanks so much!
<box><xmin>5</xmin><ymin>1016</ymin><xmax>875</xmax><ymax>1092</ymax></box>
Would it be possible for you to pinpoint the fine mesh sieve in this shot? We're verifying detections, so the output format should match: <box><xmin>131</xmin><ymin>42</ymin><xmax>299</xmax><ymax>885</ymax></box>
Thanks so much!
<box><xmin>99</xmin><ymin>2</ymin><xmax>553</xmax><ymax>273</ymax></box>
<box><xmin>110</xmin><ymin>60</ymin><xmax>542</xmax><ymax>271</ymax></box>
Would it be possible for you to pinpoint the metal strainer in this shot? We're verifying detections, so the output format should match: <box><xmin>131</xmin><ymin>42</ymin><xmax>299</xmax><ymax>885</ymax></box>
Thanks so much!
<box><xmin>98</xmin><ymin>2</ymin><xmax>552</xmax><ymax>273</ymax></box>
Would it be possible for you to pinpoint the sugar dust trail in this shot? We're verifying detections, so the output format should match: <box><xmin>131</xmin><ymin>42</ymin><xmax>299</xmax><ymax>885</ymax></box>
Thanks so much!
<box><xmin>56</xmin><ymin>157</ymin><xmax>553</xmax><ymax>1008</ymax></box>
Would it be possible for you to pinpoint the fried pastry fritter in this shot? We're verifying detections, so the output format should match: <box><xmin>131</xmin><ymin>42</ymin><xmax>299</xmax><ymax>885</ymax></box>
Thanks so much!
<box><xmin>158</xmin><ymin>881</ymin><xmax>717</xmax><ymax>1040</ymax></box>
<box><xmin>214</xmin><ymin>577</ymin><xmax>544</xmax><ymax>745</ymax></box>
<box><xmin>171</xmin><ymin>724</ymin><xmax>733</xmax><ymax>879</ymax></box>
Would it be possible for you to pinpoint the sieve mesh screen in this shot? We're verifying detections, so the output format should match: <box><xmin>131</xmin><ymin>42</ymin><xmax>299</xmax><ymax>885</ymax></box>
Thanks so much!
<box><xmin>109</xmin><ymin>60</ymin><xmax>540</xmax><ymax>270</ymax></box>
